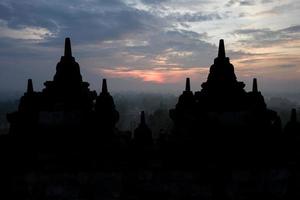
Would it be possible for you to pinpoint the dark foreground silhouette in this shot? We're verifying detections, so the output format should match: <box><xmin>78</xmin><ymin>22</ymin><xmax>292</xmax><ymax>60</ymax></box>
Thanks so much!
<box><xmin>1</xmin><ymin>38</ymin><xmax>300</xmax><ymax>200</ymax></box>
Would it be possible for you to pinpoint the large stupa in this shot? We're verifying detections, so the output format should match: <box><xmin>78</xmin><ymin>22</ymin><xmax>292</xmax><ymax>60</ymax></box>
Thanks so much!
<box><xmin>7</xmin><ymin>38</ymin><xmax>119</xmax><ymax>136</ymax></box>
<box><xmin>170</xmin><ymin>39</ymin><xmax>281</xmax><ymax>138</ymax></box>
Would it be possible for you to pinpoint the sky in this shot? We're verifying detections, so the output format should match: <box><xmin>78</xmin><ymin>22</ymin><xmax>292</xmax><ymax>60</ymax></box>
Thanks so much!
<box><xmin>0</xmin><ymin>0</ymin><xmax>299</xmax><ymax>95</ymax></box>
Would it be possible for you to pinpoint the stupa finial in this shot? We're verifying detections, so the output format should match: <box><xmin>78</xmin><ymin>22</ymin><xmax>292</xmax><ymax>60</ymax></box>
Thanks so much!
<box><xmin>218</xmin><ymin>39</ymin><xmax>226</xmax><ymax>58</ymax></box>
<box><xmin>102</xmin><ymin>79</ymin><xmax>108</xmax><ymax>93</ymax></box>
<box><xmin>64</xmin><ymin>37</ymin><xmax>72</xmax><ymax>57</ymax></box>
<box><xmin>27</xmin><ymin>79</ymin><xmax>34</xmax><ymax>94</ymax></box>
<box><xmin>185</xmin><ymin>78</ymin><xmax>191</xmax><ymax>92</ymax></box>
<box><xmin>252</xmin><ymin>78</ymin><xmax>258</xmax><ymax>92</ymax></box>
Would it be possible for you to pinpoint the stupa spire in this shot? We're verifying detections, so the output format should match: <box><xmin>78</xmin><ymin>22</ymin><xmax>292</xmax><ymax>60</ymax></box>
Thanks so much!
<box><xmin>252</xmin><ymin>78</ymin><xmax>258</xmax><ymax>92</ymax></box>
<box><xmin>218</xmin><ymin>39</ymin><xmax>226</xmax><ymax>58</ymax></box>
<box><xmin>64</xmin><ymin>37</ymin><xmax>72</xmax><ymax>57</ymax></box>
<box><xmin>27</xmin><ymin>79</ymin><xmax>34</xmax><ymax>94</ymax></box>
<box><xmin>102</xmin><ymin>79</ymin><xmax>108</xmax><ymax>93</ymax></box>
<box><xmin>140</xmin><ymin>111</ymin><xmax>146</xmax><ymax>125</ymax></box>
<box><xmin>185</xmin><ymin>78</ymin><xmax>191</xmax><ymax>92</ymax></box>
<box><xmin>291</xmin><ymin>108</ymin><xmax>297</xmax><ymax>122</ymax></box>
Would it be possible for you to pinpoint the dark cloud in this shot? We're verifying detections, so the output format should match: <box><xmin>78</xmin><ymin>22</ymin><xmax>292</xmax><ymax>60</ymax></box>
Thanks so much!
<box><xmin>240</xmin><ymin>0</ymin><xmax>256</xmax><ymax>6</ymax></box>
<box><xmin>226</xmin><ymin>0</ymin><xmax>256</xmax><ymax>7</ymax></box>
<box><xmin>260</xmin><ymin>0</ymin><xmax>279</xmax><ymax>3</ymax></box>
<box><xmin>277</xmin><ymin>64</ymin><xmax>298</xmax><ymax>68</ymax></box>
<box><xmin>83</xmin><ymin>29</ymin><xmax>216</xmax><ymax>70</ymax></box>
<box><xmin>226</xmin><ymin>0</ymin><xmax>238</xmax><ymax>7</ymax></box>
<box><xmin>168</xmin><ymin>12</ymin><xmax>223</xmax><ymax>22</ymax></box>
<box><xmin>234</xmin><ymin>25</ymin><xmax>300</xmax><ymax>47</ymax></box>
<box><xmin>282</xmin><ymin>25</ymin><xmax>300</xmax><ymax>33</ymax></box>
<box><xmin>140</xmin><ymin>0</ymin><xmax>169</xmax><ymax>4</ymax></box>
<box><xmin>238</xmin><ymin>12</ymin><xmax>248</xmax><ymax>17</ymax></box>
<box><xmin>0</xmin><ymin>0</ymin><xmax>164</xmax><ymax>44</ymax></box>
<box><xmin>261</xmin><ymin>0</ymin><xmax>272</xmax><ymax>3</ymax></box>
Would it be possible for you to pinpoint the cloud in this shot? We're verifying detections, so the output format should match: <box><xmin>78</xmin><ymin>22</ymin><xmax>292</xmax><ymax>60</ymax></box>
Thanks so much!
<box><xmin>240</xmin><ymin>0</ymin><xmax>256</xmax><ymax>6</ymax></box>
<box><xmin>140</xmin><ymin>0</ymin><xmax>169</xmax><ymax>4</ymax></box>
<box><xmin>167</xmin><ymin>12</ymin><xmax>223</xmax><ymax>22</ymax></box>
<box><xmin>88</xmin><ymin>29</ymin><xmax>219</xmax><ymax>71</ymax></box>
<box><xmin>277</xmin><ymin>64</ymin><xmax>298</xmax><ymax>68</ymax></box>
<box><xmin>0</xmin><ymin>0</ymin><xmax>164</xmax><ymax>44</ymax></box>
<box><xmin>283</xmin><ymin>25</ymin><xmax>300</xmax><ymax>33</ymax></box>
<box><xmin>226</xmin><ymin>0</ymin><xmax>256</xmax><ymax>7</ymax></box>
<box><xmin>255</xmin><ymin>2</ymin><xmax>300</xmax><ymax>16</ymax></box>
<box><xmin>0</xmin><ymin>20</ymin><xmax>55</xmax><ymax>40</ymax></box>
<box><xmin>233</xmin><ymin>25</ymin><xmax>300</xmax><ymax>47</ymax></box>
<box><xmin>261</xmin><ymin>0</ymin><xmax>275</xmax><ymax>3</ymax></box>
<box><xmin>226</xmin><ymin>0</ymin><xmax>238</xmax><ymax>6</ymax></box>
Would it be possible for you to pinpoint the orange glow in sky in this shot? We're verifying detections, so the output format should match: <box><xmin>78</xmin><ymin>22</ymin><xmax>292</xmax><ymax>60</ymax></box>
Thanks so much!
<box><xmin>101</xmin><ymin>67</ymin><xmax>208</xmax><ymax>84</ymax></box>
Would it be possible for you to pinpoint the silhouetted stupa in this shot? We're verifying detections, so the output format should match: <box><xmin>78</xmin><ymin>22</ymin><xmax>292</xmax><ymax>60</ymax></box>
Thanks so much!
<box><xmin>133</xmin><ymin>111</ymin><xmax>153</xmax><ymax>146</ymax></box>
<box><xmin>7</xmin><ymin>38</ymin><xmax>118</xmax><ymax>136</ymax></box>
<box><xmin>42</xmin><ymin>37</ymin><xmax>95</xmax><ymax>110</ymax></box>
<box><xmin>284</xmin><ymin>108</ymin><xmax>300</xmax><ymax>136</ymax></box>
<box><xmin>94</xmin><ymin>79</ymin><xmax>119</xmax><ymax>133</ymax></box>
<box><xmin>170</xmin><ymin>39</ymin><xmax>280</xmax><ymax>138</ymax></box>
